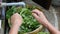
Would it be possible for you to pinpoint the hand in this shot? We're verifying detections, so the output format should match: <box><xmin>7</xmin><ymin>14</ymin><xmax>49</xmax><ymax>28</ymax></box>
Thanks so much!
<box><xmin>32</xmin><ymin>9</ymin><xmax>48</xmax><ymax>24</ymax></box>
<box><xmin>32</xmin><ymin>9</ymin><xmax>60</xmax><ymax>34</ymax></box>
<box><xmin>11</xmin><ymin>13</ymin><xmax>23</xmax><ymax>26</ymax></box>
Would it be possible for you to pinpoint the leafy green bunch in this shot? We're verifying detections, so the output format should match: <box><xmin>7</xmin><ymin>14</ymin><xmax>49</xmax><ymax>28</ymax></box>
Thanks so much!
<box><xmin>6</xmin><ymin>6</ymin><xmax>40</xmax><ymax>33</ymax></box>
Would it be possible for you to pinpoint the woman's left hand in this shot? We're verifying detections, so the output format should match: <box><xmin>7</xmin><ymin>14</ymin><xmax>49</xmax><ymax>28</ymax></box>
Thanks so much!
<box><xmin>11</xmin><ymin>13</ymin><xmax>23</xmax><ymax>26</ymax></box>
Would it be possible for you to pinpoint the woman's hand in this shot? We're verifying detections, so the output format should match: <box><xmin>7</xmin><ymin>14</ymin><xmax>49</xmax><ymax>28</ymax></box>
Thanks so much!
<box><xmin>11</xmin><ymin>13</ymin><xmax>23</xmax><ymax>26</ymax></box>
<box><xmin>32</xmin><ymin>9</ymin><xmax>48</xmax><ymax>25</ymax></box>
<box><xmin>32</xmin><ymin>9</ymin><xmax>60</xmax><ymax>34</ymax></box>
<box><xmin>9</xmin><ymin>13</ymin><xmax>23</xmax><ymax>34</ymax></box>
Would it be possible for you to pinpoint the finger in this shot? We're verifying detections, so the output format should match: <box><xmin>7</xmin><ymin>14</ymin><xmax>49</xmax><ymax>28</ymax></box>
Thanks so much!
<box><xmin>14</xmin><ymin>13</ymin><xmax>22</xmax><ymax>18</ymax></box>
<box><xmin>32</xmin><ymin>13</ymin><xmax>40</xmax><ymax>20</ymax></box>
<box><xmin>11</xmin><ymin>13</ymin><xmax>20</xmax><ymax>18</ymax></box>
<box><xmin>32</xmin><ymin>9</ymin><xmax>42</xmax><ymax>15</ymax></box>
<box><xmin>13</xmin><ymin>13</ymin><xmax>23</xmax><ymax>20</ymax></box>
<box><xmin>13</xmin><ymin>13</ymin><xmax>20</xmax><ymax>16</ymax></box>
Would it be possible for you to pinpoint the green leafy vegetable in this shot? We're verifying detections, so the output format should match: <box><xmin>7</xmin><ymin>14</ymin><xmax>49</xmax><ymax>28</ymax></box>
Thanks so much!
<box><xmin>6</xmin><ymin>6</ymin><xmax>40</xmax><ymax>33</ymax></box>
<box><xmin>6</xmin><ymin>5</ymin><xmax>49</xmax><ymax>34</ymax></box>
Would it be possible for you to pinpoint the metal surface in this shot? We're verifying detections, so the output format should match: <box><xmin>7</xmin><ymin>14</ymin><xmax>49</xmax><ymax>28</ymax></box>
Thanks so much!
<box><xmin>1</xmin><ymin>7</ymin><xmax>5</xmax><ymax>20</ymax></box>
<box><xmin>1</xmin><ymin>2</ymin><xmax>25</xmax><ymax>7</ymax></box>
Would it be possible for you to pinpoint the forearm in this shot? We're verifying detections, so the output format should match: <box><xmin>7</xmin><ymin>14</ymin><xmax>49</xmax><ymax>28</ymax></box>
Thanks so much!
<box><xmin>9</xmin><ymin>25</ymin><xmax>20</xmax><ymax>34</ymax></box>
<box><xmin>32</xmin><ymin>9</ymin><xmax>60</xmax><ymax>34</ymax></box>
<box><xmin>42</xmin><ymin>21</ymin><xmax>59</xmax><ymax>34</ymax></box>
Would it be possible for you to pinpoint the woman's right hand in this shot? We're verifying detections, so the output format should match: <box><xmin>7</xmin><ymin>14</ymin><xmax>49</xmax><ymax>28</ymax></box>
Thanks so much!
<box><xmin>32</xmin><ymin>9</ymin><xmax>60</xmax><ymax>34</ymax></box>
<box><xmin>32</xmin><ymin>9</ymin><xmax>48</xmax><ymax>25</ymax></box>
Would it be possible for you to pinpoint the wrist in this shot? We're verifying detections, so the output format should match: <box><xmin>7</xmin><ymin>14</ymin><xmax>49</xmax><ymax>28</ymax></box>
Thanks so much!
<box><xmin>41</xmin><ymin>20</ymin><xmax>49</xmax><ymax>25</ymax></box>
<box><xmin>12</xmin><ymin>24</ymin><xmax>21</xmax><ymax>27</ymax></box>
<box><xmin>9</xmin><ymin>23</ymin><xmax>20</xmax><ymax>34</ymax></box>
<box><xmin>11</xmin><ymin>24</ymin><xmax>20</xmax><ymax>30</ymax></box>
<box><xmin>12</xmin><ymin>21</ymin><xmax>22</xmax><ymax>27</ymax></box>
